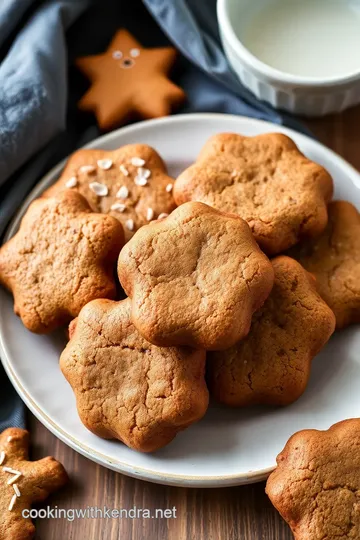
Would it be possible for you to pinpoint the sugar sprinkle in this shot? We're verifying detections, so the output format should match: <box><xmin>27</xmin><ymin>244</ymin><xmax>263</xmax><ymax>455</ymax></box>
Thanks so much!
<box><xmin>116</xmin><ymin>186</ymin><xmax>129</xmax><ymax>199</ymax></box>
<box><xmin>158</xmin><ymin>213</ymin><xmax>169</xmax><ymax>219</ymax></box>
<box><xmin>134</xmin><ymin>176</ymin><xmax>148</xmax><ymax>187</ymax></box>
<box><xmin>110</xmin><ymin>202</ymin><xmax>126</xmax><ymax>212</ymax></box>
<box><xmin>125</xmin><ymin>219</ymin><xmax>135</xmax><ymax>231</ymax></box>
<box><xmin>137</xmin><ymin>167</ymin><xmax>151</xmax><ymax>179</ymax></box>
<box><xmin>79</xmin><ymin>165</ymin><xmax>96</xmax><ymax>174</ymax></box>
<box><xmin>130</xmin><ymin>157</ymin><xmax>145</xmax><ymax>167</ymax></box>
<box><xmin>146</xmin><ymin>208</ymin><xmax>154</xmax><ymax>221</ymax></box>
<box><xmin>89</xmin><ymin>182</ymin><xmax>108</xmax><ymax>196</ymax></box>
<box><xmin>3</xmin><ymin>467</ymin><xmax>21</xmax><ymax>475</ymax></box>
<box><xmin>13</xmin><ymin>484</ymin><xmax>20</xmax><ymax>498</ymax></box>
<box><xmin>65</xmin><ymin>177</ymin><xmax>77</xmax><ymax>188</ymax></box>
<box><xmin>165</xmin><ymin>183</ymin><xmax>173</xmax><ymax>193</ymax></box>
<box><xmin>0</xmin><ymin>451</ymin><xmax>5</xmax><ymax>465</ymax></box>
<box><xmin>119</xmin><ymin>164</ymin><xmax>129</xmax><ymax>176</ymax></box>
<box><xmin>7</xmin><ymin>437</ymin><xmax>12</xmax><ymax>443</ymax></box>
<box><xmin>7</xmin><ymin>473</ymin><xmax>22</xmax><ymax>485</ymax></box>
<box><xmin>97</xmin><ymin>159</ymin><xmax>113</xmax><ymax>170</ymax></box>
<box><xmin>8</xmin><ymin>493</ymin><xmax>16</xmax><ymax>511</ymax></box>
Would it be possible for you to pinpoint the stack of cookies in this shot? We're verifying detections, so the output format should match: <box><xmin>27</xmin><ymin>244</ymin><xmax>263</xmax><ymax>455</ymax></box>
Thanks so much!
<box><xmin>1</xmin><ymin>132</ymin><xmax>359</xmax><ymax>453</ymax></box>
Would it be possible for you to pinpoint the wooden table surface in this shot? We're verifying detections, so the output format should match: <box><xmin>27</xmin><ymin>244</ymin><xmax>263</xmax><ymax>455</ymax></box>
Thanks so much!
<box><xmin>30</xmin><ymin>106</ymin><xmax>360</xmax><ymax>540</ymax></box>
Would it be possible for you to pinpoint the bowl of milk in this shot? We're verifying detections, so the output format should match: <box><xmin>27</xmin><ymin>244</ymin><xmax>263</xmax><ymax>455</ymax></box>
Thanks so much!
<box><xmin>217</xmin><ymin>0</ymin><xmax>360</xmax><ymax>116</ymax></box>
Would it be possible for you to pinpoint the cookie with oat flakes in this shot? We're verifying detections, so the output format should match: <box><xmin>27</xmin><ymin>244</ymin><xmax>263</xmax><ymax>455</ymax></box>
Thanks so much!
<box><xmin>60</xmin><ymin>298</ymin><xmax>208</xmax><ymax>452</ymax></box>
<box><xmin>207</xmin><ymin>256</ymin><xmax>335</xmax><ymax>406</ymax></box>
<box><xmin>0</xmin><ymin>190</ymin><xmax>123</xmax><ymax>333</ymax></box>
<box><xmin>118</xmin><ymin>201</ymin><xmax>274</xmax><ymax>350</ymax></box>
<box><xmin>266</xmin><ymin>418</ymin><xmax>360</xmax><ymax>539</ymax></box>
<box><xmin>0</xmin><ymin>427</ymin><xmax>67</xmax><ymax>540</ymax></box>
<box><xmin>44</xmin><ymin>144</ymin><xmax>177</xmax><ymax>242</ymax></box>
<box><xmin>174</xmin><ymin>133</ymin><xmax>333</xmax><ymax>255</ymax></box>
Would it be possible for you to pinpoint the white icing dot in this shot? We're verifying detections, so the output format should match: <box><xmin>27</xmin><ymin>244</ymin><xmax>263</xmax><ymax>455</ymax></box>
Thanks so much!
<box><xmin>116</xmin><ymin>186</ymin><xmax>129</xmax><ymax>199</ymax></box>
<box><xmin>131</xmin><ymin>157</ymin><xmax>145</xmax><ymax>167</ymax></box>
<box><xmin>146</xmin><ymin>208</ymin><xmax>154</xmax><ymax>221</ymax></box>
<box><xmin>158</xmin><ymin>213</ymin><xmax>169</xmax><ymax>219</ymax></box>
<box><xmin>65</xmin><ymin>177</ymin><xmax>77</xmax><ymax>188</ymax></box>
<box><xmin>110</xmin><ymin>202</ymin><xmax>126</xmax><ymax>212</ymax></box>
<box><xmin>8</xmin><ymin>493</ymin><xmax>16</xmax><ymax>511</ymax></box>
<box><xmin>119</xmin><ymin>164</ymin><xmax>129</xmax><ymax>176</ymax></box>
<box><xmin>125</xmin><ymin>219</ymin><xmax>135</xmax><ymax>231</ymax></box>
<box><xmin>137</xmin><ymin>167</ymin><xmax>151</xmax><ymax>179</ymax></box>
<box><xmin>97</xmin><ymin>159</ymin><xmax>113</xmax><ymax>170</ymax></box>
<box><xmin>165</xmin><ymin>183</ymin><xmax>173</xmax><ymax>192</ymax></box>
<box><xmin>134</xmin><ymin>176</ymin><xmax>148</xmax><ymax>187</ymax></box>
<box><xmin>79</xmin><ymin>165</ymin><xmax>96</xmax><ymax>174</ymax></box>
<box><xmin>130</xmin><ymin>48</ymin><xmax>140</xmax><ymax>58</ymax></box>
<box><xmin>112</xmin><ymin>50</ymin><xmax>123</xmax><ymax>59</ymax></box>
<box><xmin>89</xmin><ymin>182</ymin><xmax>108</xmax><ymax>196</ymax></box>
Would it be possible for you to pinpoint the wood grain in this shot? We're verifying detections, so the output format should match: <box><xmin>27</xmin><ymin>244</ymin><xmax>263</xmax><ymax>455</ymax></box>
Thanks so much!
<box><xmin>31</xmin><ymin>105</ymin><xmax>360</xmax><ymax>540</ymax></box>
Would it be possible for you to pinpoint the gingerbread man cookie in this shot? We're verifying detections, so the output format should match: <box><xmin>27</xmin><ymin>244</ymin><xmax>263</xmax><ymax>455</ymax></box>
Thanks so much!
<box><xmin>208</xmin><ymin>256</ymin><xmax>335</xmax><ymax>406</ymax></box>
<box><xmin>60</xmin><ymin>298</ymin><xmax>208</xmax><ymax>452</ymax></box>
<box><xmin>289</xmin><ymin>200</ymin><xmax>360</xmax><ymax>329</ymax></box>
<box><xmin>0</xmin><ymin>190</ymin><xmax>124</xmax><ymax>333</ymax></box>
<box><xmin>266</xmin><ymin>418</ymin><xmax>360</xmax><ymax>540</ymax></box>
<box><xmin>76</xmin><ymin>29</ymin><xmax>185</xmax><ymax>130</ymax></box>
<box><xmin>45</xmin><ymin>144</ymin><xmax>177</xmax><ymax>241</ymax></box>
<box><xmin>174</xmin><ymin>133</ymin><xmax>333</xmax><ymax>255</ymax></box>
<box><xmin>118</xmin><ymin>201</ymin><xmax>274</xmax><ymax>350</ymax></box>
<box><xmin>0</xmin><ymin>428</ymin><xmax>67</xmax><ymax>540</ymax></box>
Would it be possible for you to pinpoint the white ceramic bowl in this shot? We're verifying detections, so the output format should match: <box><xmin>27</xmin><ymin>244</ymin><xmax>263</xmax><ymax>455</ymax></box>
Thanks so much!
<box><xmin>217</xmin><ymin>0</ymin><xmax>360</xmax><ymax>117</ymax></box>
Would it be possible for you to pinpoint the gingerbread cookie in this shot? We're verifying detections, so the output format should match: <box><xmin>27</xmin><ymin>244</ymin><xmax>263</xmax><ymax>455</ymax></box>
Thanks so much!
<box><xmin>0</xmin><ymin>190</ymin><xmax>124</xmax><ymax>333</ymax></box>
<box><xmin>45</xmin><ymin>144</ymin><xmax>177</xmax><ymax>241</ymax></box>
<box><xmin>60</xmin><ymin>298</ymin><xmax>208</xmax><ymax>452</ymax></box>
<box><xmin>266</xmin><ymin>418</ymin><xmax>360</xmax><ymax>539</ymax></box>
<box><xmin>174</xmin><ymin>133</ymin><xmax>333</xmax><ymax>255</ymax></box>
<box><xmin>289</xmin><ymin>200</ymin><xmax>360</xmax><ymax>329</ymax></box>
<box><xmin>208</xmin><ymin>256</ymin><xmax>335</xmax><ymax>406</ymax></box>
<box><xmin>118</xmin><ymin>201</ymin><xmax>274</xmax><ymax>350</ymax></box>
<box><xmin>76</xmin><ymin>29</ymin><xmax>185</xmax><ymax>130</ymax></box>
<box><xmin>0</xmin><ymin>427</ymin><xmax>68</xmax><ymax>540</ymax></box>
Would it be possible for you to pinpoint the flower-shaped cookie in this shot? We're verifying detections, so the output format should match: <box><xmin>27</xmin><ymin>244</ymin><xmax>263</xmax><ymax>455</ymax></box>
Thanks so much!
<box><xmin>174</xmin><ymin>133</ymin><xmax>333</xmax><ymax>255</ymax></box>
<box><xmin>45</xmin><ymin>144</ymin><xmax>177</xmax><ymax>241</ymax></box>
<box><xmin>0</xmin><ymin>428</ymin><xmax>67</xmax><ymax>540</ymax></box>
<box><xmin>76</xmin><ymin>29</ymin><xmax>185</xmax><ymax>130</ymax></box>
<box><xmin>266</xmin><ymin>419</ymin><xmax>360</xmax><ymax>539</ymax></box>
<box><xmin>208</xmin><ymin>256</ymin><xmax>335</xmax><ymax>406</ymax></box>
<box><xmin>289</xmin><ymin>200</ymin><xmax>360</xmax><ymax>329</ymax></box>
<box><xmin>118</xmin><ymin>201</ymin><xmax>274</xmax><ymax>350</ymax></box>
<box><xmin>0</xmin><ymin>190</ymin><xmax>124</xmax><ymax>333</ymax></box>
<box><xmin>60</xmin><ymin>298</ymin><xmax>208</xmax><ymax>452</ymax></box>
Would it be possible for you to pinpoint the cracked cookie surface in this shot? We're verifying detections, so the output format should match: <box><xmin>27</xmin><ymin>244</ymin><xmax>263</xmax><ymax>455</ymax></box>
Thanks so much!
<box><xmin>118</xmin><ymin>201</ymin><xmax>274</xmax><ymax>350</ymax></box>
<box><xmin>207</xmin><ymin>256</ymin><xmax>335</xmax><ymax>406</ymax></box>
<box><xmin>0</xmin><ymin>428</ymin><xmax>67</xmax><ymax>540</ymax></box>
<box><xmin>60</xmin><ymin>298</ymin><xmax>208</xmax><ymax>452</ymax></box>
<box><xmin>289</xmin><ymin>200</ymin><xmax>360</xmax><ymax>329</ymax></box>
<box><xmin>45</xmin><ymin>144</ymin><xmax>176</xmax><ymax>242</ymax></box>
<box><xmin>174</xmin><ymin>133</ymin><xmax>333</xmax><ymax>255</ymax></box>
<box><xmin>266</xmin><ymin>418</ymin><xmax>360</xmax><ymax>539</ymax></box>
<box><xmin>0</xmin><ymin>190</ymin><xmax>124</xmax><ymax>333</ymax></box>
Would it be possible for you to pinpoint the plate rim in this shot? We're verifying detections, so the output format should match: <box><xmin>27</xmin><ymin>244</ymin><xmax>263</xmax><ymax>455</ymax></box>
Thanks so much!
<box><xmin>1</xmin><ymin>112</ymin><xmax>360</xmax><ymax>488</ymax></box>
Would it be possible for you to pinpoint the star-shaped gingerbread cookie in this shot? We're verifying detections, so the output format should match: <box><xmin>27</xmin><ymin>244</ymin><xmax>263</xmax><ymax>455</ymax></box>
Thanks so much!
<box><xmin>266</xmin><ymin>419</ymin><xmax>360</xmax><ymax>539</ymax></box>
<box><xmin>208</xmin><ymin>256</ymin><xmax>335</xmax><ymax>406</ymax></box>
<box><xmin>0</xmin><ymin>190</ymin><xmax>124</xmax><ymax>333</ymax></box>
<box><xmin>0</xmin><ymin>428</ymin><xmax>68</xmax><ymax>540</ymax></box>
<box><xmin>118</xmin><ymin>201</ymin><xmax>274</xmax><ymax>350</ymax></box>
<box><xmin>289</xmin><ymin>200</ymin><xmax>360</xmax><ymax>329</ymax></box>
<box><xmin>44</xmin><ymin>144</ymin><xmax>177</xmax><ymax>241</ymax></box>
<box><xmin>61</xmin><ymin>298</ymin><xmax>208</xmax><ymax>452</ymax></box>
<box><xmin>174</xmin><ymin>133</ymin><xmax>333</xmax><ymax>255</ymax></box>
<box><xmin>76</xmin><ymin>29</ymin><xmax>186</xmax><ymax>130</ymax></box>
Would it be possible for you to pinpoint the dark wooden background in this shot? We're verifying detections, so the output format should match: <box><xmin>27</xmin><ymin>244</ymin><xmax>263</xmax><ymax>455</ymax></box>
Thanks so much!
<box><xmin>30</xmin><ymin>106</ymin><xmax>360</xmax><ymax>540</ymax></box>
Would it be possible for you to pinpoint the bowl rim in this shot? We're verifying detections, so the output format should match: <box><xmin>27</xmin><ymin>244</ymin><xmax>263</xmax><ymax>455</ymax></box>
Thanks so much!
<box><xmin>217</xmin><ymin>0</ymin><xmax>360</xmax><ymax>88</ymax></box>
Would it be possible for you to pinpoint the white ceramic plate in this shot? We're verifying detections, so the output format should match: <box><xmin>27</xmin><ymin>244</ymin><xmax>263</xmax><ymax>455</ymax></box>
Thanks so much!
<box><xmin>1</xmin><ymin>114</ymin><xmax>360</xmax><ymax>488</ymax></box>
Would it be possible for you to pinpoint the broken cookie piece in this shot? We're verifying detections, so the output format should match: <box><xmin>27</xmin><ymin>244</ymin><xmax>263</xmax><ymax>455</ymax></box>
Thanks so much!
<box><xmin>207</xmin><ymin>256</ymin><xmax>335</xmax><ymax>406</ymax></box>
<box><xmin>118</xmin><ymin>201</ymin><xmax>274</xmax><ymax>350</ymax></box>
<box><xmin>60</xmin><ymin>298</ymin><xmax>208</xmax><ymax>452</ymax></box>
